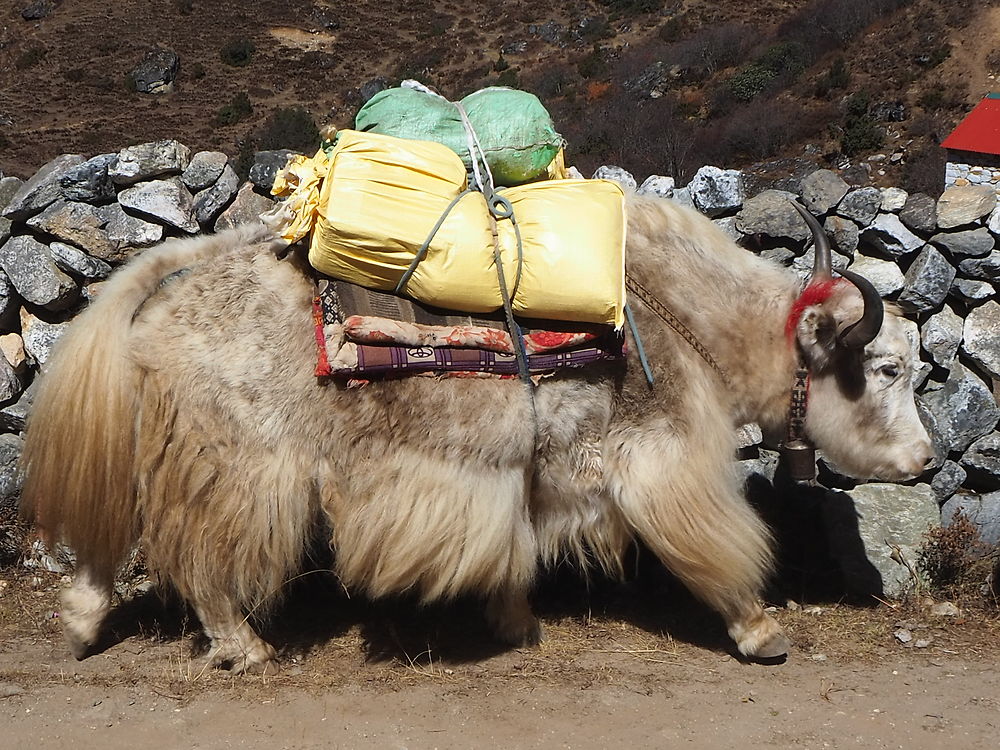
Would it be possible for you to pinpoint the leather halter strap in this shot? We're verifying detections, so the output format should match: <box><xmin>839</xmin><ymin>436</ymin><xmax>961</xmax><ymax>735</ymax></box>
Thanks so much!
<box><xmin>625</xmin><ymin>273</ymin><xmax>730</xmax><ymax>388</ymax></box>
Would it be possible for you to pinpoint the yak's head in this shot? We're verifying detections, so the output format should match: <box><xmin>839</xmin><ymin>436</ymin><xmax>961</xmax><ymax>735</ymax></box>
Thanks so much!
<box><xmin>788</xmin><ymin>203</ymin><xmax>934</xmax><ymax>482</ymax></box>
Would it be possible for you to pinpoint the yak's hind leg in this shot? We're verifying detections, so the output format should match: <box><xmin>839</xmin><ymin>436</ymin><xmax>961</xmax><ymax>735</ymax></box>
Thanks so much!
<box><xmin>607</xmin><ymin>418</ymin><xmax>789</xmax><ymax>660</ymax></box>
<box><xmin>138</xmin><ymin>394</ymin><xmax>316</xmax><ymax>676</ymax></box>
<box><xmin>189</xmin><ymin>597</ymin><xmax>278</xmax><ymax>676</ymax></box>
<box><xmin>60</xmin><ymin>566</ymin><xmax>113</xmax><ymax>659</ymax></box>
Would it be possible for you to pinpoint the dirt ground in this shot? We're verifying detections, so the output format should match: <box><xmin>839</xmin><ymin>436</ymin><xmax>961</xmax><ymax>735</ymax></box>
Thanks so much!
<box><xmin>1</xmin><ymin>566</ymin><xmax>998</xmax><ymax>749</ymax></box>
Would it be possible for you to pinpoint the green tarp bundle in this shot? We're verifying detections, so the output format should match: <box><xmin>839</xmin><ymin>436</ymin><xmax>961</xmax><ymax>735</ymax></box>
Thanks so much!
<box><xmin>355</xmin><ymin>85</ymin><xmax>564</xmax><ymax>187</ymax></box>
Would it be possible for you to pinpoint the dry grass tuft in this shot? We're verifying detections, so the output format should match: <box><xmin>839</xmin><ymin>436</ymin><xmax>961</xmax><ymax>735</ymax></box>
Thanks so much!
<box><xmin>917</xmin><ymin>513</ymin><xmax>999</xmax><ymax>607</ymax></box>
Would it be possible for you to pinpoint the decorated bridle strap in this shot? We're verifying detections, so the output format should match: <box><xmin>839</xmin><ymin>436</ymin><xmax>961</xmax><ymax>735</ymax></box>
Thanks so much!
<box><xmin>625</xmin><ymin>273</ymin><xmax>730</xmax><ymax>387</ymax></box>
<box><xmin>786</xmin><ymin>365</ymin><xmax>811</xmax><ymax>444</ymax></box>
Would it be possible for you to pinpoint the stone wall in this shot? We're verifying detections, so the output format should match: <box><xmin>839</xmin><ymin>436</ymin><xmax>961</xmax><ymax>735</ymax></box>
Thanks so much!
<box><xmin>1</xmin><ymin>144</ymin><xmax>998</xmax><ymax>593</ymax></box>
<box><xmin>944</xmin><ymin>149</ymin><xmax>1000</xmax><ymax>193</ymax></box>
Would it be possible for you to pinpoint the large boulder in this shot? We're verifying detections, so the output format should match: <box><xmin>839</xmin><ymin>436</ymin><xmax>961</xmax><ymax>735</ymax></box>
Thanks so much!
<box><xmin>58</xmin><ymin>153</ymin><xmax>117</xmax><ymax>204</ymax></box>
<box><xmin>959</xmin><ymin>433</ymin><xmax>1000</xmax><ymax>491</ymax></box>
<box><xmin>109</xmin><ymin>140</ymin><xmax>191</xmax><ymax>186</ymax></box>
<box><xmin>2</xmin><ymin>154</ymin><xmax>86</xmax><ymax>220</ymax></box>
<box><xmin>0</xmin><ymin>434</ymin><xmax>23</xmax><ymax>518</ymax></box>
<box><xmin>941</xmin><ymin>491</ymin><xmax>1000</xmax><ymax>546</ymax></box>
<box><xmin>880</xmin><ymin>187</ymin><xmax>908</xmax><ymax>213</ymax></box>
<box><xmin>48</xmin><ymin>242</ymin><xmax>112</xmax><ymax>280</ymax></box>
<box><xmin>897</xmin><ymin>246</ymin><xmax>956</xmax><ymax>313</ymax></box>
<box><xmin>249</xmin><ymin>150</ymin><xmax>297</xmax><ymax>193</ymax></box>
<box><xmin>735</xmin><ymin>189</ymin><xmax>809</xmax><ymax>241</ymax></box>
<box><xmin>97</xmin><ymin>204</ymin><xmax>163</xmax><ymax>263</ymax></box>
<box><xmin>849</xmin><ymin>254</ymin><xmax>905</xmax><ymax>296</ymax></box>
<box><xmin>591</xmin><ymin>165</ymin><xmax>637</xmax><ymax>192</ymax></box>
<box><xmin>0</xmin><ymin>352</ymin><xmax>21</xmax><ymax>404</ymax></box>
<box><xmin>0</xmin><ymin>235</ymin><xmax>77</xmax><ymax>310</ymax></box>
<box><xmin>837</xmin><ymin>186</ymin><xmax>882</xmax><ymax>227</ymax></box>
<box><xmin>181</xmin><ymin>151</ymin><xmax>229</xmax><ymax>191</ymax></box>
<box><xmin>193</xmin><ymin>165</ymin><xmax>240</xmax><ymax>225</ymax></box>
<box><xmin>951</xmin><ymin>278</ymin><xmax>996</xmax><ymax>302</ymax></box>
<box><xmin>0</xmin><ymin>177</ymin><xmax>23</xmax><ymax>245</ymax></box>
<box><xmin>823</xmin><ymin>214</ymin><xmax>859</xmax><ymax>256</ymax></box>
<box><xmin>20</xmin><ymin>309</ymin><xmax>70</xmax><ymax>368</ymax></box>
<box><xmin>214</xmin><ymin>181</ymin><xmax>274</xmax><ymax>231</ymax></box>
<box><xmin>930</xmin><ymin>228</ymin><xmax>994</xmax><ymax>260</ymax></box>
<box><xmin>824</xmin><ymin>483</ymin><xmax>939</xmax><ymax>598</ymax></box>
<box><xmin>920</xmin><ymin>305</ymin><xmax>964</xmax><ymax>369</ymax></box>
<box><xmin>26</xmin><ymin>199</ymin><xmax>116</xmax><ymax>258</ymax></box>
<box><xmin>0</xmin><ymin>378</ymin><xmax>38</xmax><ymax>432</ymax></box>
<box><xmin>962</xmin><ymin>300</ymin><xmax>1000</xmax><ymax>379</ymax></box>
<box><xmin>688</xmin><ymin>166</ymin><xmax>744</xmax><ymax>217</ymax></box>
<box><xmin>799</xmin><ymin>169</ymin><xmax>848</xmax><ymax>215</ymax></box>
<box><xmin>129</xmin><ymin>48</ymin><xmax>180</xmax><ymax>95</ymax></box>
<box><xmin>118</xmin><ymin>177</ymin><xmax>198</xmax><ymax>233</ymax></box>
<box><xmin>920</xmin><ymin>364</ymin><xmax>1000</xmax><ymax>453</ymax></box>
<box><xmin>637</xmin><ymin>175</ymin><xmax>675</xmax><ymax>199</ymax></box>
<box><xmin>899</xmin><ymin>192</ymin><xmax>937</xmax><ymax>234</ymax></box>
<box><xmin>860</xmin><ymin>213</ymin><xmax>924</xmax><ymax>257</ymax></box>
<box><xmin>936</xmin><ymin>185</ymin><xmax>996</xmax><ymax>229</ymax></box>
<box><xmin>931</xmin><ymin>460</ymin><xmax>966</xmax><ymax>502</ymax></box>
<box><xmin>957</xmin><ymin>249</ymin><xmax>1000</xmax><ymax>281</ymax></box>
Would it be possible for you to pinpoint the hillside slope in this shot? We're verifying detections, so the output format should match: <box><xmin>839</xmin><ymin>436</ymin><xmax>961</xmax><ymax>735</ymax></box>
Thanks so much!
<box><xmin>1</xmin><ymin>0</ymin><xmax>998</xmax><ymax>193</ymax></box>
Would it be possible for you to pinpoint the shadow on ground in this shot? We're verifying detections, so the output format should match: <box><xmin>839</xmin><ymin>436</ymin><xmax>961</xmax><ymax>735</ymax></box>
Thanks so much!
<box><xmin>74</xmin><ymin>470</ymin><xmax>884</xmax><ymax>669</ymax></box>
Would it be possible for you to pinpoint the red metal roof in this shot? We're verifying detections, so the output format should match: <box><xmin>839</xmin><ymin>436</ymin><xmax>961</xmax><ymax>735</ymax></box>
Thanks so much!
<box><xmin>941</xmin><ymin>94</ymin><xmax>1000</xmax><ymax>155</ymax></box>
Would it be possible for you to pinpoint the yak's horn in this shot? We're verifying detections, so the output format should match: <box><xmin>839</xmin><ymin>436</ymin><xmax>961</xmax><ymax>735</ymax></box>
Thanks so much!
<box><xmin>790</xmin><ymin>200</ymin><xmax>831</xmax><ymax>281</ymax></box>
<box><xmin>835</xmin><ymin>268</ymin><xmax>884</xmax><ymax>349</ymax></box>
<box><xmin>789</xmin><ymin>199</ymin><xmax>884</xmax><ymax>349</ymax></box>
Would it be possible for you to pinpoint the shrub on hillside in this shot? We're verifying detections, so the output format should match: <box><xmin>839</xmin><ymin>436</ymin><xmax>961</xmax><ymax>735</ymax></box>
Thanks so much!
<box><xmin>255</xmin><ymin>107</ymin><xmax>320</xmax><ymax>153</ymax></box>
<box><xmin>814</xmin><ymin>57</ymin><xmax>849</xmax><ymax>99</ymax></box>
<box><xmin>901</xmin><ymin>146</ymin><xmax>946</xmax><ymax>197</ymax></box>
<box><xmin>16</xmin><ymin>46</ymin><xmax>47</xmax><ymax>70</ymax></box>
<box><xmin>723</xmin><ymin>42</ymin><xmax>807</xmax><ymax>103</ymax></box>
<box><xmin>840</xmin><ymin>91</ymin><xmax>884</xmax><ymax>156</ymax></box>
<box><xmin>598</xmin><ymin>0</ymin><xmax>667</xmax><ymax>17</ymax></box>
<box><xmin>577</xmin><ymin>46</ymin><xmax>609</xmax><ymax>80</ymax></box>
<box><xmin>220</xmin><ymin>37</ymin><xmax>255</xmax><ymax>67</ymax></box>
<box><xmin>216</xmin><ymin>92</ymin><xmax>252</xmax><ymax>126</ymax></box>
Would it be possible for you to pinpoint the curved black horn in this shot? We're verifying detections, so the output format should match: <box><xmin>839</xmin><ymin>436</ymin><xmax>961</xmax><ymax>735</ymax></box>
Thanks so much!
<box><xmin>836</xmin><ymin>268</ymin><xmax>884</xmax><ymax>349</ymax></box>
<box><xmin>789</xmin><ymin>200</ymin><xmax>832</xmax><ymax>282</ymax></box>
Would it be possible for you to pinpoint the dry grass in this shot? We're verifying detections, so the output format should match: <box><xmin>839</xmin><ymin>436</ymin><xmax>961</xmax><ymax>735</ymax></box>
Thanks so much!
<box><xmin>3</xmin><ymin>564</ymin><xmax>999</xmax><ymax>705</ymax></box>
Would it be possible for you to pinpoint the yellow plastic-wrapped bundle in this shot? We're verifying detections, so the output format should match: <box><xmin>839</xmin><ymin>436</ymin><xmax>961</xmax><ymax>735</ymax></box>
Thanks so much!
<box><xmin>269</xmin><ymin>129</ymin><xmax>625</xmax><ymax>327</ymax></box>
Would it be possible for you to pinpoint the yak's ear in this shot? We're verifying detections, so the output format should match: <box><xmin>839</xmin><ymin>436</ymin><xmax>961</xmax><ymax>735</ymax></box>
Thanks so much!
<box><xmin>795</xmin><ymin>304</ymin><xmax>838</xmax><ymax>370</ymax></box>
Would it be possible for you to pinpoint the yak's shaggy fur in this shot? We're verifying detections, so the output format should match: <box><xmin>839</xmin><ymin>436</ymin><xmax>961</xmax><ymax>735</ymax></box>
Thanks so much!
<box><xmin>21</xmin><ymin>198</ymin><xmax>932</xmax><ymax>674</ymax></box>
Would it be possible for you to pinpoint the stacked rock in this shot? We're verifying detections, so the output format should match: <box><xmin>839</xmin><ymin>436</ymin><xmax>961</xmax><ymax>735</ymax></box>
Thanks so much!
<box><xmin>1</xmin><ymin>146</ymin><xmax>999</xmax><ymax>594</ymax></box>
<box><xmin>0</xmin><ymin>141</ymin><xmax>287</xmax><ymax>528</ymax></box>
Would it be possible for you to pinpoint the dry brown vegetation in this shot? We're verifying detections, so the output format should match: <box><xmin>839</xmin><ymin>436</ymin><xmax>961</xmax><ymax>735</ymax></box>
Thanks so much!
<box><xmin>1</xmin><ymin>0</ymin><xmax>999</xmax><ymax>194</ymax></box>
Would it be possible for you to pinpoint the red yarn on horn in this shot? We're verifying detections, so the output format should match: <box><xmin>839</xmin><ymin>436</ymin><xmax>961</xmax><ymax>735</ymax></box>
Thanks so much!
<box><xmin>785</xmin><ymin>279</ymin><xmax>844</xmax><ymax>344</ymax></box>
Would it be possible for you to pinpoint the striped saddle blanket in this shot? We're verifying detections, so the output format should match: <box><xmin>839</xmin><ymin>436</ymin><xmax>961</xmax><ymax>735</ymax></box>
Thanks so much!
<box><xmin>313</xmin><ymin>278</ymin><xmax>625</xmax><ymax>381</ymax></box>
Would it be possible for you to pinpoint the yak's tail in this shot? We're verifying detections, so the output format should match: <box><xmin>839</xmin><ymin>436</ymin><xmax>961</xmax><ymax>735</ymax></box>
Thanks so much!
<box><xmin>20</xmin><ymin>225</ymin><xmax>277</xmax><ymax>583</ymax></box>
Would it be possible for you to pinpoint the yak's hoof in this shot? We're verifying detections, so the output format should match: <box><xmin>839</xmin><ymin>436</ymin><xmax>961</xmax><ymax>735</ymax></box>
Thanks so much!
<box><xmin>241</xmin><ymin>657</ymin><xmax>281</xmax><ymax>677</ymax></box>
<box><xmin>496</xmin><ymin>617</ymin><xmax>545</xmax><ymax>647</ymax></box>
<box><xmin>751</xmin><ymin>632</ymin><xmax>791</xmax><ymax>661</ymax></box>
<box><xmin>210</xmin><ymin>642</ymin><xmax>279</xmax><ymax>676</ymax></box>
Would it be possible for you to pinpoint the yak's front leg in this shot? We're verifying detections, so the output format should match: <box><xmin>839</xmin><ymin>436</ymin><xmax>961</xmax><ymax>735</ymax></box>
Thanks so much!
<box><xmin>607</xmin><ymin>421</ymin><xmax>790</xmax><ymax>660</ymax></box>
<box><xmin>486</xmin><ymin>583</ymin><xmax>544</xmax><ymax>646</ymax></box>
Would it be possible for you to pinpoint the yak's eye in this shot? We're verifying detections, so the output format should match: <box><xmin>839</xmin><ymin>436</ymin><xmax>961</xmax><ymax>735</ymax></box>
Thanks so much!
<box><xmin>879</xmin><ymin>364</ymin><xmax>900</xmax><ymax>380</ymax></box>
